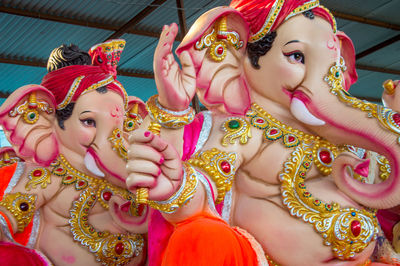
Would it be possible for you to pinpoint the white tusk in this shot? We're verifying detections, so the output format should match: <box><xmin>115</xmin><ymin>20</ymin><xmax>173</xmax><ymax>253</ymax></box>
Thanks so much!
<box><xmin>84</xmin><ymin>152</ymin><xmax>105</xmax><ymax>177</ymax></box>
<box><xmin>290</xmin><ymin>98</ymin><xmax>326</xmax><ymax>126</ymax></box>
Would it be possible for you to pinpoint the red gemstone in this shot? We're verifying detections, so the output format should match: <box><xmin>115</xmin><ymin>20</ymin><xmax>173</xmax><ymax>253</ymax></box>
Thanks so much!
<box><xmin>319</xmin><ymin>150</ymin><xmax>332</xmax><ymax>164</ymax></box>
<box><xmin>256</xmin><ymin>119</ymin><xmax>264</xmax><ymax>123</ymax></box>
<box><xmin>393</xmin><ymin>113</ymin><xmax>400</xmax><ymax>126</ymax></box>
<box><xmin>288</xmin><ymin>136</ymin><xmax>295</xmax><ymax>143</ymax></box>
<box><xmin>102</xmin><ymin>191</ymin><xmax>112</xmax><ymax>201</ymax></box>
<box><xmin>217</xmin><ymin>46</ymin><xmax>224</xmax><ymax>55</ymax></box>
<box><xmin>117</xmin><ymin>133</ymin><xmax>121</xmax><ymax>138</ymax></box>
<box><xmin>270</xmin><ymin>129</ymin><xmax>278</xmax><ymax>135</ymax></box>
<box><xmin>115</xmin><ymin>242</ymin><xmax>124</xmax><ymax>255</ymax></box>
<box><xmin>19</xmin><ymin>202</ymin><xmax>29</xmax><ymax>211</ymax></box>
<box><xmin>65</xmin><ymin>175</ymin><xmax>73</xmax><ymax>180</ymax></box>
<box><xmin>33</xmin><ymin>169</ymin><xmax>42</xmax><ymax>177</ymax></box>
<box><xmin>351</xmin><ymin>220</ymin><xmax>361</xmax><ymax>237</ymax></box>
<box><xmin>78</xmin><ymin>181</ymin><xmax>86</xmax><ymax>187</ymax></box>
<box><xmin>220</xmin><ymin>161</ymin><xmax>231</xmax><ymax>173</ymax></box>
<box><xmin>56</xmin><ymin>167</ymin><xmax>63</xmax><ymax>172</ymax></box>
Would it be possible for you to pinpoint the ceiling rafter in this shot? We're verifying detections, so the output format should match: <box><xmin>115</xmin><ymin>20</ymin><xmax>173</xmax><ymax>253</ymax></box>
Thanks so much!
<box><xmin>331</xmin><ymin>11</ymin><xmax>400</xmax><ymax>31</ymax></box>
<box><xmin>105</xmin><ymin>0</ymin><xmax>167</xmax><ymax>40</ymax></box>
<box><xmin>356</xmin><ymin>34</ymin><xmax>400</xmax><ymax>60</ymax></box>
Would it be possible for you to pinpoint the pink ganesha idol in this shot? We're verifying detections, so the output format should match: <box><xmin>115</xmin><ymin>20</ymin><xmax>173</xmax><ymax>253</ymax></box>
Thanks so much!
<box><xmin>126</xmin><ymin>0</ymin><xmax>400</xmax><ymax>265</ymax></box>
<box><xmin>0</xmin><ymin>39</ymin><xmax>149</xmax><ymax>265</ymax></box>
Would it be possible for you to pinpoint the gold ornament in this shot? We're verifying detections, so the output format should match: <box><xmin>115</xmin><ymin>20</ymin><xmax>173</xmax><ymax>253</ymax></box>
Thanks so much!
<box><xmin>195</xmin><ymin>16</ymin><xmax>244</xmax><ymax>62</ymax></box>
<box><xmin>25</xmin><ymin>167</ymin><xmax>52</xmax><ymax>191</ymax></box>
<box><xmin>147</xmin><ymin>163</ymin><xmax>198</xmax><ymax>213</ymax></box>
<box><xmin>51</xmin><ymin>155</ymin><xmax>143</xmax><ymax>265</ymax></box>
<box><xmin>247</xmin><ymin>103</ymin><xmax>339</xmax><ymax>175</ymax></box>
<box><xmin>146</xmin><ymin>95</ymin><xmax>195</xmax><ymax>129</ymax></box>
<box><xmin>0</xmin><ymin>151</ymin><xmax>20</xmax><ymax>168</ymax></box>
<box><xmin>376</xmin><ymin>155</ymin><xmax>390</xmax><ymax>181</ymax></box>
<box><xmin>0</xmin><ymin>192</ymin><xmax>37</xmax><ymax>232</ymax></box>
<box><xmin>108</xmin><ymin>128</ymin><xmax>128</xmax><ymax>161</ymax></box>
<box><xmin>326</xmin><ymin>58</ymin><xmax>400</xmax><ymax>145</ymax></box>
<box><xmin>124</xmin><ymin>103</ymin><xmax>143</xmax><ymax>132</ymax></box>
<box><xmin>383</xmin><ymin>79</ymin><xmax>395</xmax><ymax>95</ymax></box>
<box><xmin>221</xmin><ymin>117</ymin><xmax>252</xmax><ymax>146</ymax></box>
<box><xmin>8</xmin><ymin>92</ymin><xmax>53</xmax><ymax>124</ymax></box>
<box><xmin>188</xmin><ymin>148</ymin><xmax>236</xmax><ymax>204</ymax></box>
<box><xmin>247</xmin><ymin>103</ymin><xmax>377</xmax><ymax>259</ymax></box>
<box><xmin>70</xmin><ymin>188</ymin><xmax>143</xmax><ymax>265</ymax></box>
<box><xmin>280</xmin><ymin>142</ymin><xmax>378</xmax><ymax>260</ymax></box>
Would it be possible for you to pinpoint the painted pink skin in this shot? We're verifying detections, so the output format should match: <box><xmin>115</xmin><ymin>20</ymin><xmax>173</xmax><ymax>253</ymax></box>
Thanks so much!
<box><xmin>61</xmin><ymin>255</ymin><xmax>76</xmax><ymax>264</ymax></box>
<box><xmin>110</xmin><ymin>104</ymin><xmax>124</xmax><ymax>125</ymax></box>
<box><xmin>87</xmin><ymin>148</ymin><xmax>124</xmax><ymax>182</ymax></box>
<box><xmin>326</xmin><ymin>34</ymin><xmax>339</xmax><ymax>61</ymax></box>
<box><xmin>153</xmin><ymin>23</ymin><xmax>196</xmax><ymax>111</ymax></box>
<box><xmin>282</xmin><ymin>88</ymin><xmax>311</xmax><ymax>105</ymax></box>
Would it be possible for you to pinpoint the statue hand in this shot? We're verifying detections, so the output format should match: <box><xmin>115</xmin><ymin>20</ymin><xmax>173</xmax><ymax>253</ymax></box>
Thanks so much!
<box><xmin>382</xmin><ymin>79</ymin><xmax>400</xmax><ymax>111</ymax></box>
<box><xmin>126</xmin><ymin>129</ymin><xmax>183</xmax><ymax>201</ymax></box>
<box><xmin>154</xmin><ymin>23</ymin><xmax>196</xmax><ymax>111</ymax></box>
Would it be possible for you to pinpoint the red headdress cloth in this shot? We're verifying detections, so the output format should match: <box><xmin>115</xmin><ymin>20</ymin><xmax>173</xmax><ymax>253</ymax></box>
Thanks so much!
<box><xmin>41</xmin><ymin>39</ymin><xmax>128</xmax><ymax>110</ymax></box>
<box><xmin>230</xmin><ymin>0</ymin><xmax>357</xmax><ymax>89</ymax></box>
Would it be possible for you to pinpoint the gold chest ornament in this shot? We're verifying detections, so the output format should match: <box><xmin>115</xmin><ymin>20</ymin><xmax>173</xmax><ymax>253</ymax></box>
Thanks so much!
<box><xmin>233</xmin><ymin>103</ymin><xmax>379</xmax><ymax>260</ymax></box>
<box><xmin>50</xmin><ymin>155</ymin><xmax>144</xmax><ymax>266</ymax></box>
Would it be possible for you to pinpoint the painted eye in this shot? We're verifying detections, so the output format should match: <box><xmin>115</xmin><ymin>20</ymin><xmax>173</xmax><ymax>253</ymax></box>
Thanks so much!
<box><xmin>80</xmin><ymin>118</ymin><xmax>96</xmax><ymax>127</ymax></box>
<box><xmin>284</xmin><ymin>51</ymin><xmax>305</xmax><ymax>64</ymax></box>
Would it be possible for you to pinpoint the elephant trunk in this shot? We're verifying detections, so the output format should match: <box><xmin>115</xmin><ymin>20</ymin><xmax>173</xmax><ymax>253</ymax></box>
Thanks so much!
<box><xmin>309</xmin><ymin>93</ymin><xmax>400</xmax><ymax>209</ymax></box>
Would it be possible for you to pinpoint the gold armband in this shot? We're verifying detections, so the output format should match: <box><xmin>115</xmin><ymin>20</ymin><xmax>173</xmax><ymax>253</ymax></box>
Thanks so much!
<box><xmin>188</xmin><ymin>148</ymin><xmax>236</xmax><ymax>204</ymax></box>
<box><xmin>146</xmin><ymin>95</ymin><xmax>195</xmax><ymax>129</ymax></box>
<box><xmin>148</xmin><ymin>163</ymin><xmax>198</xmax><ymax>213</ymax></box>
<box><xmin>0</xmin><ymin>192</ymin><xmax>37</xmax><ymax>232</ymax></box>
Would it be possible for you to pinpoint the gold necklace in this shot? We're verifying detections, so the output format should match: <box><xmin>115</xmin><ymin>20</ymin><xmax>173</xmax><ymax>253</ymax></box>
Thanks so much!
<box><xmin>51</xmin><ymin>155</ymin><xmax>144</xmax><ymax>265</ymax></box>
<box><xmin>246</xmin><ymin>104</ymin><xmax>378</xmax><ymax>260</ymax></box>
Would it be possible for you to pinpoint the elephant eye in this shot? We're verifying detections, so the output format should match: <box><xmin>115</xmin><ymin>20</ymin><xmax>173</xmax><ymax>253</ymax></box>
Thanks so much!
<box><xmin>80</xmin><ymin>118</ymin><xmax>96</xmax><ymax>128</ymax></box>
<box><xmin>284</xmin><ymin>51</ymin><xmax>305</xmax><ymax>64</ymax></box>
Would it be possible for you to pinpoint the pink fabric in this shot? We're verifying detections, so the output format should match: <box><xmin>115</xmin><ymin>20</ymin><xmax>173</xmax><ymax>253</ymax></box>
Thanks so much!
<box><xmin>0</xmin><ymin>242</ymin><xmax>50</xmax><ymax>266</ymax></box>
<box><xmin>182</xmin><ymin>113</ymin><xmax>204</xmax><ymax>161</ymax></box>
<box><xmin>377</xmin><ymin>210</ymin><xmax>400</xmax><ymax>242</ymax></box>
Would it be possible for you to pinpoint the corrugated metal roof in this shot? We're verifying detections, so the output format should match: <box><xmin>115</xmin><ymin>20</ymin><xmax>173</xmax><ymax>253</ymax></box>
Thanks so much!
<box><xmin>0</xmin><ymin>0</ymin><xmax>398</xmax><ymax>104</ymax></box>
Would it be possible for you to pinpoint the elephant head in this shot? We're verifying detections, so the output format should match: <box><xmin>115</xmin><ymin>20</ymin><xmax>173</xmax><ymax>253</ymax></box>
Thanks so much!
<box><xmin>175</xmin><ymin>0</ymin><xmax>400</xmax><ymax>209</ymax></box>
<box><xmin>0</xmin><ymin>40</ymin><xmax>147</xmax><ymax>189</ymax></box>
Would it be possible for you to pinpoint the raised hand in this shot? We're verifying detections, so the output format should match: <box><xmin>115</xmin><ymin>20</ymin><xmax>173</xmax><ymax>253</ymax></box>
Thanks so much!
<box><xmin>126</xmin><ymin>129</ymin><xmax>183</xmax><ymax>201</ymax></box>
<box><xmin>154</xmin><ymin>23</ymin><xmax>196</xmax><ymax>111</ymax></box>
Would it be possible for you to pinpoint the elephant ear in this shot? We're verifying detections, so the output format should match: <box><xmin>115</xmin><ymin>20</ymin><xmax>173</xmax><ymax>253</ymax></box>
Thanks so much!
<box><xmin>176</xmin><ymin>7</ymin><xmax>251</xmax><ymax>115</ymax></box>
<box><xmin>123</xmin><ymin>96</ymin><xmax>147</xmax><ymax>133</ymax></box>
<box><xmin>337</xmin><ymin>31</ymin><xmax>358</xmax><ymax>91</ymax></box>
<box><xmin>0</xmin><ymin>85</ymin><xmax>58</xmax><ymax>166</ymax></box>
<box><xmin>0</xmin><ymin>146</ymin><xmax>24</xmax><ymax>168</ymax></box>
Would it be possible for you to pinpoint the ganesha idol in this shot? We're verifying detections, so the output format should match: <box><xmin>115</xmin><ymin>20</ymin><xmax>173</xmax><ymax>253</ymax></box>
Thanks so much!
<box><xmin>125</xmin><ymin>0</ymin><xmax>400</xmax><ymax>265</ymax></box>
<box><xmin>0</xmin><ymin>39</ymin><xmax>149</xmax><ymax>265</ymax></box>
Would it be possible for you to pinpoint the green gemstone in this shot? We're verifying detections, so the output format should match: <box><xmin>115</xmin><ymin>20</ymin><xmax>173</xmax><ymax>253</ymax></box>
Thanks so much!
<box><xmin>228</xmin><ymin>120</ymin><xmax>240</xmax><ymax>129</ymax></box>
<box><xmin>335</xmin><ymin>72</ymin><xmax>340</xmax><ymax>78</ymax></box>
<box><xmin>128</xmin><ymin>121</ymin><xmax>134</xmax><ymax>127</ymax></box>
<box><xmin>29</xmin><ymin>113</ymin><xmax>36</xmax><ymax>119</ymax></box>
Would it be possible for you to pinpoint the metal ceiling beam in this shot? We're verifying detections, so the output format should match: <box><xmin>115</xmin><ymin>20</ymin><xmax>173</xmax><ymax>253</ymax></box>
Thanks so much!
<box><xmin>356</xmin><ymin>34</ymin><xmax>400</xmax><ymax>60</ymax></box>
<box><xmin>0</xmin><ymin>6</ymin><xmax>160</xmax><ymax>39</ymax></box>
<box><xmin>105</xmin><ymin>0</ymin><xmax>167</xmax><ymax>40</ymax></box>
<box><xmin>356</xmin><ymin>64</ymin><xmax>400</xmax><ymax>75</ymax></box>
<box><xmin>331</xmin><ymin>11</ymin><xmax>400</xmax><ymax>31</ymax></box>
<box><xmin>0</xmin><ymin>56</ymin><xmax>154</xmax><ymax>79</ymax></box>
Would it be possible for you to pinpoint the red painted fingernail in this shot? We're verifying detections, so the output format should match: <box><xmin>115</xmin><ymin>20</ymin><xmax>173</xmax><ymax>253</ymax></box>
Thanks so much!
<box><xmin>157</xmin><ymin>169</ymin><xmax>161</xmax><ymax>176</ymax></box>
<box><xmin>144</xmin><ymin>131</ymin><xmax>150</xmax><ymax>137</ymax></box>
<box><xmin>163</xmin><ymin>43</ymin><xmax>167</xmax><ymax>47</ymax></box>
<box><xmin>166</xmin><ymin>32</ymin><xmax>169</xmax><ymax>36</ymax></box>
<box><xmin>159</xmin><ymin>157</ymin><xmax>164</xmax><ymax>164</ymax></box>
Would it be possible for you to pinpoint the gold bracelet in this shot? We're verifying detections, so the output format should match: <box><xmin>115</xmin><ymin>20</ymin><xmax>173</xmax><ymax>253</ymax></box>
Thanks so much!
<box><xmin>148</xmin><ymin>163</ymin><xmax>198</xmax><ymax>213</ymax></box>
<box><xmin>0</xmin><ymin>192</ymin><xmax>37</xmax><ymax>232</ymax></box>
<box><xmin>146</xmin><ymin>95</ymin><xmax>195</xmax><ymax>129</ymax></box>
<box><xmin>188</xmin><ymin>148</ymin><xmax>236</xmax><ymax>204</ymax></box>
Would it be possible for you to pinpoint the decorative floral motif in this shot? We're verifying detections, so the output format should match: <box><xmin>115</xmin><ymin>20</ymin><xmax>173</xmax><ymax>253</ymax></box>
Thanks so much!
<box><xmin>8</xmin><ymin>92</ymin><xmax>53</xmax><ymax>124</ymax></box>
<box><xmin>221</xmin><ymin>117</ymin><xmax>251</xmax><ymax>146</ymax></box>
<box><xmin>25</xmin><ymin>168</ymin><xmax>52</xmax><ymax>191</ymax></box>
<box><xmin>108</xmin><ymin>128</ymin><xmax>128</xmax><ymax>161</ymax></box>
